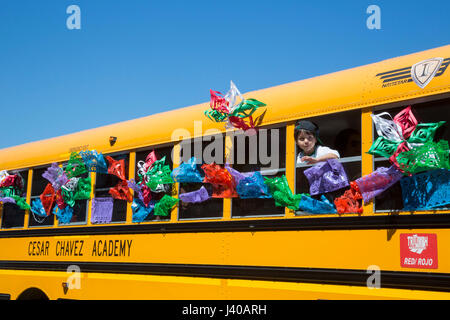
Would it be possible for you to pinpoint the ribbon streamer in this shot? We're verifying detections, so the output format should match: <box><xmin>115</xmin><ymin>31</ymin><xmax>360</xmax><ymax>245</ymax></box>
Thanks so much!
<box><xmin>73</xmin><ymin>177</ymin><xmax>91</xmax><ymax>201</ymax></box>
<box><xmin>145</xmin><ymin>156</ymin><xmax>174</xmax><ymax>191</ymax></box>
<box><xmin>61</xmin><ymin>177</ymin><xmax>80</xmax><ymax>193</ymax></box>
<box><xmin>395</xmin><ymin>140</ymin><xmax>450</xmax><ymax>175</ymax></box>
<box><xmin>79</xmin><ymin>150</ymin><xmax>108</xmax><ymax>173</ymax></box>
<box><xmin>0</xmin><ymin>197</ymin><xmax>15</xmax><ymax>205</ymax></box>
<box><xmin>202</xmin><ymin>163</ymin><xmax>238</xmax><ymax>198</ymax></box>
<box><xmin>264</xmin><ymin>175</ymin><xmax>302</xmax><ymax>210</ymax></box>
<box><xmin>55</xmin><ymin>189</ymin><xmax>67</xmax><ymax>209</ymax></box>
<box><xmin>42</xmin><ymin>163</ymin><xmax>63</xmax><ymax>186</ymax></box>
<box><xmin>132</xmin><ymin>198</ymin><xmax>156</xmax><ymax>223</ymax></box>
<box><xmin>236</xmin><ymin>171</ymin><xmax>272</xmax><ymax>199</ymax></box>
<box><xmin>109</xmin><ymin>180</ymin><xmax>133</xmax><ymax>202</ymax></box>
<box><xmin>106</xmin><ymin>156</ymin><xmax>127</xmax><ymax>181</ymax></box>
<box><xmin>31</xmin><ymin>198</ymin><xmax>48</xmax><ymax>217</ymax></box>
<box><xmin>298</xmin><ymin>194</ymin><xmax>337</xmax><ymax>214</ymax></box>
<box><xmin>179</xmin><ymin>186</ymin><xmax>211</xmax><ymax>203</ymax></box>
<box><xmin>334</xmin><ymin>181</ymin><xmax>363</xmax><ymax>214</ymax></box>
<box><xmin>53</xmin><ymin>205</ymin><xmax>73</xmax><ymax>224</ymax></box>
<box><xmin>0</xmin><ymin>175</ymin><xmax>23</xmax><ymax>190</ymax></box>
<box><xmin>154</xmin><ymin>195</ymin><xmax>179</xmax><ymax>216</ymax></box>
<box><xmin>11</xmin><ymin>195</ymin><xmax>31</xmax><ymax>211</ymax></box>
<box><xmin>40</xmin><ymin>183</ymin><xmax>56</xmax><ymax>216</ymax></box>
<box><xmin>355</xmin><ymin>165</ymin><xmax>403</xmax><ymax>203</ymax></box>
<box><xmin>65</xmin><ymin>152</ymin><xmax>88</xmax><ymax>178</ymax></box>
<box><xmin>171</xmin><ymin>157</ymin><xmax>204</xmax><ymax>183</ymax></box>
<box><xmin>303</xmin><ymin>159</ymin><xmax>349</xmax><ymax>196</ymax></box>
<box><xmin>400</xmin><ymin>169</ymin><xmax>450</xmax><ymax>210</ymax></box>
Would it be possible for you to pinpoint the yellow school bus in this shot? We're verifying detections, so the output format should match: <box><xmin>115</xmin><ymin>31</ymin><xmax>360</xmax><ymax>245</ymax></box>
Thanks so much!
<box><xmin>0</xmin><ymin>45</ymin><xmax>449</xmax><ymax>300</ymax></box>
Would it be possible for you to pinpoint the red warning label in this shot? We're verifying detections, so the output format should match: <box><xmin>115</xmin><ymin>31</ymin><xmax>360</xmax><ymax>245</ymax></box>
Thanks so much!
<box><xmin>400</xmin><ymin>233</ymin><xmax>438</xmax><ymax>269</ymax></box>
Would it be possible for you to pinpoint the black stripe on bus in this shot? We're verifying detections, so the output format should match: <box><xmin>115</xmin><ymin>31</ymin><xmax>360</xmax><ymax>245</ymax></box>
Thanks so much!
<box><xmin>0</xmin><ymin>213</ymin><xmax>450</xmax><ymax>238</ymax></box>
<box><xmin>0</xmin><ymin>260</ymin><xmax>449</xmax><ymax>293</ymax></box>
<box><xmin>376</xmin><ymin>67</ymin><xmax>411</xmax><ymax>77</ymax></box>
<box><xmin>376</xmin><ymin>57</ymin><xmax>450</xmax><ymax>80</ymax></box>
<box><xmin>379</xmin><ymin>69</ymin><xmax>411</xmax><ymax>79</ymax></box>
<box><xmin>380</xmin><ymin>65</ymin><xmax>447</xmax><ymax>81</ymax></box>
<box><xmin>436</xmin><ymin>59</ymin><xmax>450</xmax><ymax>76</ymax></box>
<box><xmin>381</xmin><ymin>65</ymin><xmax>448</xmax><ymax>83</ymax></box>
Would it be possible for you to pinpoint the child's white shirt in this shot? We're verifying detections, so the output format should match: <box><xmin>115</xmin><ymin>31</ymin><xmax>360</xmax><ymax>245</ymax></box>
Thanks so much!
<box><xmin>296</xmin><ymin>146</ymin><xmax>340</xmax><ymax>165</ymax></box>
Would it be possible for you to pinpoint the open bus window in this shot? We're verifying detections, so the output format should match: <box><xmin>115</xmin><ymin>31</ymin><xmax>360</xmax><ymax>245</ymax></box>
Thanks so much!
<box><xmin>57</xmin><ymin>163</ymin><xmax>88</xmax><ymax>225</ymax></box>
<box><xmin>29</xmin><ymin>166</ymin><xmax>55</xmax><ymax>227</ymax></box>
<box><xmin>373</xmin><ymin>98</ymin><xmax>450</xmax><ymax>212</ymax></box>
<box><xmin>134</xmin><ymin>145</ymin><xmax>174</xmax><ymax>222</ymax></box>
<box><xmin>1</xmin><ymin>169</ymin><xmax>28</xmax><ymax>229</ymax></box>
<box><xmin>231</xmin><ymin>126</ymin><xmax>286</xmax><ymax>217</ymax></box>
<box><xmin>178</xmin><ymin>135</ymin><xmax>225</xmax><ymax>220</ymax></box>
<box><xmin>295</xmin><ymin>110</ymin><xmax>362</xmax><ymax>215</ymax></box>
<box><xmin>93</xmin><ymin>153</ymin><xmax>129</xmax><ymax>223</ymax></box>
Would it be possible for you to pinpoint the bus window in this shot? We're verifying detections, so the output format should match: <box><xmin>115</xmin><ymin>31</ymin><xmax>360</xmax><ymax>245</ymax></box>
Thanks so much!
<box><xmin>295</xmin><ymin>110</ymin><xmax>362</xmax><ymax>215</ymax></box>
<box><xmin>93</xmin><ymin>153</ymin><xmax>129</xmax><ymax>223</ymax></box>
<box><xmin>231</xmin><ymin>126</ymin><xmax>286</xmax><ymax>217</ymax></box>
<box><xmin>29</xmin><ymin>166</ymin><xmax>55</xmax><ymax>227</ymax></box>
<box><xmin>1</xmin><ymin>169</ymin><xmax>28</xmax><ymax>228</ymax></box>
<box><xmin>135</xmin><ymin>145</ymin><xmax>174</xmax><ymax>222</ymax></box>
<box><xmin>178</xmin><ymin>135</ymin><xmax>224</xmax><ymax>220</ymax></box>
<box><xmin>56</xmin><ymin>163</ymin><xmax>88</xmax><ymax>225</ymax></box>
<box><xmin>374</xmin><ymin>98</ymin><xmax>450</xmax><ymax>212</ymax></box>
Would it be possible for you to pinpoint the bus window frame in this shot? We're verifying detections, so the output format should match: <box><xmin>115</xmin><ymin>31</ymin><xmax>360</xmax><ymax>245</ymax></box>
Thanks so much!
<box><xmin>176</xmin><ymin>133</ymin><xmax>226</xmax><ymax>222</ymax></box>
<box><xmin>133</xmin><ymin>142</ymin><xmax>176</xmax><ymax>224</ymax></box>
<box><xmin>0</xmin><ymin>168</ymin><xmax>29</xmax><ymax>229</ymax></box>
<box><xmin>56</xmin><ymin>162</ymin><xmax>90</xmax><ymax>227</ymax></box>
<box><xmin>28</xmin><ymin>164</ymin><xmax>56</xmax><ymax>228</ymax></box>
<box><xmin>229</xmin><ymin>123</ymin><xmax>287</xmax><ymax>219</ymax></box>
<box><xmin>292</xmin><ymin>109</ymin><xmax>364</xmax><ymax>217</ymax></box>
<box><xmin>93</xmin><ymin>151</ymin><xmax>131</xmax><ymax>225</ymax></box>
<box><xmin>371</xmin><ymin>95</ymin><xmax>450</xmax><ymax>215</ymax></box>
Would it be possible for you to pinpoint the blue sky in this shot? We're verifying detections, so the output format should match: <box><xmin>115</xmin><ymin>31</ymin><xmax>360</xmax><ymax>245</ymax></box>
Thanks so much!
<box><xmin>0</xmin><ymin>0</ymin><xmax>449</xmax><ymax>149</ymax></box>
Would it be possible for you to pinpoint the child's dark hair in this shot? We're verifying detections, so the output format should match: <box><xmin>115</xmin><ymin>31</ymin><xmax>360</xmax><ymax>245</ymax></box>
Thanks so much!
<box><xmin>294</xmin><ymin>120</ymin><xmax>323</xmax><ymax>144</ymax></box>
<box><xmin>294</xmin><ymin>128</ymin><xmax>315</xmax><ymax>140</ymax></box>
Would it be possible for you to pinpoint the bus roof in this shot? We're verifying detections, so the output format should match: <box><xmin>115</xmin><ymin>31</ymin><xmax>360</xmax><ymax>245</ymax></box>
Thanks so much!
<box><xmin>1</xmin><ymin>45</ymin><xmax>449</xmax><ymax>170</ymax></box>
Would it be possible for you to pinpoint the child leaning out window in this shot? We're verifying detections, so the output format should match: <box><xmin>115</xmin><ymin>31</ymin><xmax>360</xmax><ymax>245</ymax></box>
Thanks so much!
<box><xmin>295</xmin><ymin>120</ymin><xmax>340</xmax><ymax>165</ymax></box>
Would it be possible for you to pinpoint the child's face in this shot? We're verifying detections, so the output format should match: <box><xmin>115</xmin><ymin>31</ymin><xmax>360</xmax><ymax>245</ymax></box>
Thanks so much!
<box><xmin>296</xmin><ymin>130</ymin><xmax>317</xmax><ymax>155</ymax></box>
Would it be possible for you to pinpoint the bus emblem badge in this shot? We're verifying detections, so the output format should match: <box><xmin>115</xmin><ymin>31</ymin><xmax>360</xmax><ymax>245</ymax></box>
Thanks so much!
<box><xmin>407</xmin><ymin>234</ymin><xmax>428</xmax><ymax>254</ymax></box>
<box><xmin>411</xmin><ymin>57</ymin><xmax>443</xmax><ymax>89</ymax></box>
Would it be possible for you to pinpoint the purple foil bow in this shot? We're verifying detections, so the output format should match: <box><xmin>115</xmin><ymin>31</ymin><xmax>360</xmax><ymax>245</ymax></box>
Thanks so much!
<box><xmin>355</xmin><ymin>165</ymin><xmax>403</xmax><ymax>203</ymax></box>
<box><xmin>179</xmin><ymin>186</ymin><xmax>210</xmax><ymax>203</ymax></box>
<box><xmin>42</xmin><ymin>163</ymin><xmax>68</xmax><ymax>191</ymax></box>
<box><xmin>303</xmin><ymin>159</ymin><xmax>349</xmax><ymax>196</ymax></box>
<box><xmin>0</xmin><ymin>197</ymin><xmax>16</xmax><ymax>204</ymax></box>
<box><xmin>225</xmin><ymin>164</ymin><xmax>252</xmax><ymax>186</ymax></box>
